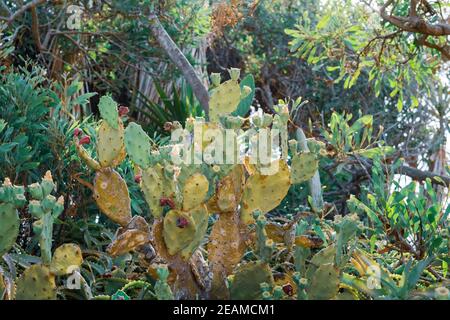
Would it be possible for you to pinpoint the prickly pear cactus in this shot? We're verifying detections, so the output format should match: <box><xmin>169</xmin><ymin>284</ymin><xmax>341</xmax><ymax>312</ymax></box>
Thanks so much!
<box><xmin>291</xmin><ymin>152</ymin><xmax>319</xmax><ymax>184</ymax></box>
<box><xmin>140</xmin><ymin>164</ymin><xmax>176</xmax><ymax>218</ymax></box>
<box><xmin>163</xmin><ymin>205</ymin><xmax>208</xmax><ymax>260</ymax></box>
<box><xmin>98</xmin><ymin>95</ymin><xmax>120</xmax><ymax>129</ymax></box>
<box><xmin>124</xmin><ymin>122</ymin><xmax>152</xmax><ymax>169</ymax></box>
<box><xmin>28</xmin><ymin>171</ymin><xmax>64</xmax><ymax>264</ymax></box>
<box><xmin>241</xmin><ymin>159</ymin><xmax>291</xmax><ymax>224</ymax></box>
<box><xmin>209</xmin><ymin>68</ymin><xmax>252</xmax><ymax>122</ymax></box>
<box><xmin>15</xmin><ymin>265</ymin><xmax>57</xmax><ymax>300</ymax></box>
<box><xmin>229</xmin><ymin>261</ymin><xmax>274</xmax><ymax>300</ymax></box>
<box><xmin>0</xmin><ymin>178</ymin><xmax>25</xmax><ymax>257</ymax></box>
<box><xmin>308</xmin><ymin>263</ymin><xmax>340</xmax><ymax>300</ymax></box>
<box><xmin>50</xmin><ymin>243</ymin><xmax>84</xmax><ymax>276</ymax></box>
<box><xmin>182</xmin><ymin>173</ymin><xmax>209</xmax><ymax>211</ymax></box>
<box><xmin>97</xmin><ymin>118</ymin><xmax>126</xmax><ymax>168</ymax></box>
<box><xmin>93</xmin><ymin>168</ymin><xmax>131</xmax><ymax>226</ymax></box>
<box><xmin>154</xmin><ymin>265</ymin><xmax>175</xmax><ymax>300</ymax></box>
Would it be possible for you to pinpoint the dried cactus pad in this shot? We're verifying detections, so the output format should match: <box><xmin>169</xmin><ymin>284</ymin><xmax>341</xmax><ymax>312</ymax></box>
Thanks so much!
<box><xmin>97</xmin><ymin>118</ymin><xmax>126</xmax><ymax>168</ymax></box>
<box><xmin>241</xmin><ymin>160</ymin><xmax>291</xmax><ymax>224</ymax></box>
<box><xmin>93</xmin><ymin>169</ymin><xmax>132</xmax><ymax>226</ymax></box>
<box><xmin>182</xmin><ymin>173</ymin><xmax>209</xmax><ymax>211</ymax></box>
<box><xmin>15</xmin><ymin>265</ymin><xmax>56</xmax><ymax>300</ymax></box>
<box><xmin>216</xmin><ymin>165</ymin><xmax>245</xmax><ymax>213</ymax></box>
<box><xmin>291</xmin><ymin>152</ymin><xmax>319</xmax><ymax>184</ymax></box>
<box><xmin>124</xmin><ymin>122</ymin><xmax>151</xmax><ymax>169</ymax></box>
<box><xmin>107</xmin><ymin>229</ymin><xmax>149</xmax><ymax>257</ymax></box>
<box><xmin>98</xmin><ymin>95</ymin><xmax>119</xmax><ymax>129</ymax></box>
<box><xmin>163</xmin><ymin>210</ymin><xmax>196</xmax><ymax>256</ymax></box>
<box><xmin>50</xmin><ymin>244</ymin><xmax>84</xmax><ymax>276</ymax></box>
<box><xmin>210</xmin><ymin>79</ymin><xmax>241</xmax><ymax>122</ymax></box>
<box><xmin>0</xmin><ymin>203</ymin><xmax>20</xmax><ymax>257</ymax></box>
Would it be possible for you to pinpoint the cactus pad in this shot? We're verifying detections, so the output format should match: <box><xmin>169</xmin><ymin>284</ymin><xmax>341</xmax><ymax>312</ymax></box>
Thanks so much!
<box><xmin>241</xmin><ymin>160</ymin><xmax>291</xmax><ymax>224</ymax></box>
<box><xmin>182</xmin><ymin>173</ymin><xmax>209</xmax><ymax>211</ymax></box>
<box><xmin>215</xmin><ymin>165</ymin><xmax>245</xmax><ymax>213</ymax></box>
<box><xmin>308</xmin><ymin>263</ymin><xmax>340</xmax><ymax>300</ymax></box>
<box><xmin>208</xmin><ymin>211</ymin><xmax>248</xmax><ymax>299</ymax></box>
<box><xmin>50</xmin><ymin>244</ymin><xmax>83</xmax><ymax>276</ymax></box>
<box><xmin>163</xmin><ymin>210</ymin><xmax>196</xmax><ymax>256</ymax></box>
<box><xmin>15</xmin><ymin>265</ymin><xmax>56</xmax><ymax>300</ymax></box>
<box><xmin>124</xmin><ymin>122</ymin><xmax>151</xmax><ymax>169</ymax></box>
<box><xmin>97</xmin><ymin>119</ymin><xmax>126</xmax><ymax>168</ymax></box>
<box><xmin>210</xmin><ymin>79</ymin><xmax>241</xmax><ymax>123</ymax></box>
<box><xmin>179</xmin><ymin>205</ymin><xmax>208</xmax><ymax>260</ymax></box>
<box><xmin>98</xmin><ymin>95</ymin><xmax>119</xmax><ymax>129</ymax></box>
<box><xmin>93</xmin><ymin>169</ymin><xmax>131</xmax><ymax>226</ymax></box>
<box><xmin>291</xmin><ymin>152</ymin><xmax>319</xmax><ymax>184</ymax></box>
<box><xmin>141</xmin><ymin>164</ymin><xmax>176</xmax><ymax>218</ymax></box>
<box><xmin>108</xmin><ymin>229</ymin><xmax>149</xmax><ymax>257</ymax></box>
<box><xmin>0</xmin><ymin>203</ymin><xmax>20</xmax><ymax>257</ymax></box>
<box><xmin>229</xmin><ymin>261</ymin><xmax>274</xmax><ymax>300</ymax></box>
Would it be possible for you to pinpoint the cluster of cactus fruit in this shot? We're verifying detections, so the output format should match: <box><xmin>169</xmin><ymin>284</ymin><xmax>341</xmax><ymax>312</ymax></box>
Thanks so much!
<box><xmin>0</xmin><ymin>69</ymin><xmax>375</xmax><ymax>300</ymax></box>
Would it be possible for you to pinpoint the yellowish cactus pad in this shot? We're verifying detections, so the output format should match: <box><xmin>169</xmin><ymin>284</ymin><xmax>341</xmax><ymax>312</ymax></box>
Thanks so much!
<box><xmin>93</xmin><ymin>169</ymin><xmax>132</xmax><ymax>226</ymax></box>
<box><xmin>50</xmin><ymin>243</ymin><xmax>83</xmax><ymax>276</ymax></box>
<box><xmin>15</xmin><ymin>265</ymin><xmax>56</xmax><ymax>300</ymax></box>
<box><xmin>97</xmin><ymin>119</ymin><xmax>126</xmax><ymax>168</ymax></box>
<box><xmin>182</xmin><ymin>173</ymin><xmax>209</xmax><ymax>211</ymax></box>
<box><xmin>241</xmin><ymin>160</ymin><xmax>291</xmax><ymax>224</ymax></box>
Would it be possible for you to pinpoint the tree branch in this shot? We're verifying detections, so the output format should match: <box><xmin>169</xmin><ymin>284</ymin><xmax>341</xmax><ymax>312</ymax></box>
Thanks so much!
<box><xmin>4</xmin><ymin>0</ymin><xmax>46</xmax><ymax>25</ymax></box>
<box><xmin>148</xmin><ymin>12</ymin><xmax>209</xmax><ymax>117</ymax></box>
<box><xmin>380</xmin><ymin>0</ymin><xmax>450</xmax><ymax>36</ymax></box>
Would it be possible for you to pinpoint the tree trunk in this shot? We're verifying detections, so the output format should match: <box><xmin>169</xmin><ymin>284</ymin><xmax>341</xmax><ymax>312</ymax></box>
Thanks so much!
<box><xmin>148</xmin><ymin>12</ymin><xmax>210</xmax><ymax>117</ymax></box>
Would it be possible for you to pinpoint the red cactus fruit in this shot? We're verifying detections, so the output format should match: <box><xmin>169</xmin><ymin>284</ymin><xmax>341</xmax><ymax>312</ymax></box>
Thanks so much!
<box><xmin>134</xmin><ymin>174</ymin><xmax>142</xmax><ymax>183</ymax></box>
<box><xmin>74</xmin><ymin>128</ymin><xmax>82</xmax><ymax>137</ymax></box>
<box><xmin>159</xmin><ymin>197</ymin><xmax>175</xmax><ymax>209</ymax></box>
<box><xmin>78</xmin><ymin>135</ymin><xmax>91</xmax><ymax>145</ymax></box>
<box><xmin>176</xmin><ymin>217</ymin><xmax>189</xmax><ymax>228</ymax></box>
<box><xmin>282</xmin><ymin>283</ymin><xmax>294</xmax><ymax>296</ymax></box>
<box><xmin>119</xmin><ymin>106</ymin><xmax>129</xmax><ymax>117</ymax></box>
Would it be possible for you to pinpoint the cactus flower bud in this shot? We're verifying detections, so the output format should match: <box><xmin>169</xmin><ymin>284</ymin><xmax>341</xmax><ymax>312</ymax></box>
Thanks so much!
<box><xmin>176</xmin><ymin>217</ymin><xmax>189</xmax><ymax>228</ymax></box>
<box><xmin>228</xmin><ymin>68</ymin><xmax>240</xmax><ymax>81</ymax></box>
<box><xmin>119</xmin><ymin>106</ymin><xmax>129</xmax><ymax>117</ymax></box>
<box><xmin>79</xmin><ymin>135</ymin><xmax>91</xmax><ymax>145</ymax></box>
<box><xmin>74</xmin><ymin>128</ymin><xmax>82</xmax><ymax>137</ymax></box>
<box><xmin>210</xmin><ymin>73</ymin><xmax>221</xmax><ymax>87</ymax></box>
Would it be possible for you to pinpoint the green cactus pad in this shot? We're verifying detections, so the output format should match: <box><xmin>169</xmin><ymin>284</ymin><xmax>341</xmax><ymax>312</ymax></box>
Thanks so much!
<box><xmin>291</xmin><ymin>152</ymin><xmax>319</xmax><ymax>184</ymax></box>
<box><xmin>182</xmin><ymin>173</ymin><xmax>209</xmax><ymax>211</ymax></box>
<box><xmin>124</xmin><ymin>122</ymin><xmax>151</xmax><ymax>169</ymax></box>
<box><xmin>180</xmin><ymin>205</ymin><xmax>208</xmax><ymax>260</ymax></box>
<box><xmin>0</xmin><ymin>203</ymin><xmax>20</xmax><ymax>257</ymax></box>
<box><xmin>306</xmin><ymin>244</ymin><xmax>336</xmax><ymax>281</ymax></box>
<box><xmin>50</xmin><ymin>244</ymin><xmax>84</xmax><ymax>276</ymax></box>
<box><xmin>15</xmin><ymin>265</ymin><xmax>56</xmax><ymax>300</ymax></box>
<box><xmin>97</xmin><ymin>118</ymin><xmax>126</xmax><ymax>168</ymax></box>
<box><xmin>241</xmin><ymin>160</ymin><xmax>291</xmax><ymax>224</ymax></box>
<box><xmin>308</xmin><ymin>263</ymin><xmax>340</xmax><ymax>300</ymax></box>
<box><xmin>141</xmin><ymin>164</ymin><xmax>175</xmax><ymax>218</ymax></box>
<box><xmin>229</xmin><ymin>261</ymin><xmax>274</xmax><ymax>300</ymax></box>
<box><xmin>233</xmin><ymin>74</ymin><xmax>255</xmax><ymax>117</ymax></box>
<box><xmin>93</xmin><ymin>169</ymin><xmax>132</xmax><ymax>226</ymax></box>
<box><xmin>210</xmin><ymin>79</ymin><xmax>242</xmax><ymax>123</ymax></box>
<box><xmin>163</xmin><ymin>210</ymin><xmax>196</xmax><ymax>256</ymax></box>
<box><xmin>98</xmin><ymin>96</ymin><xmax>119</xmax><ymax>129</ymax></box>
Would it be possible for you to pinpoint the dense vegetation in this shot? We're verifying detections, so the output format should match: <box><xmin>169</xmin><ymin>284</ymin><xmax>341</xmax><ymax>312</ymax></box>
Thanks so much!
<box><xmin>0</xmin><ymin>0</ymin><xmax>448</xmax><ymax>300</ymax></box>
